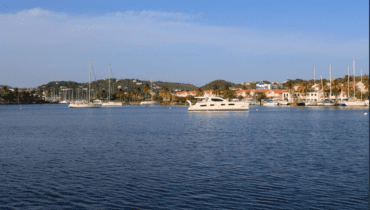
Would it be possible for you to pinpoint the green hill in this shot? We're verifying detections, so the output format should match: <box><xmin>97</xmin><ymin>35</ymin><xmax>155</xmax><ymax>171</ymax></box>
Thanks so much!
<box><xmin>200</xmin><ymin>80</ymin><xmax>235</xmax><ymax>90</ymax></box>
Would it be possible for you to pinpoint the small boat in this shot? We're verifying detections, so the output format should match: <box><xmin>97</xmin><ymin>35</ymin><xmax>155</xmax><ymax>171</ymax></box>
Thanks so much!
<box><xmin>140</xmin><ymin>100</ymin><xmax>158</xmax><ymax>105</ymax></box>
<box><xmin>296</xmin><ymin>102</ymin><xmax>305</xmax><ymax>106</ymax></box>
<box><xmin>186</xmin><ymin>96</ymin><xmax>249</xmax><ymax>111</ymax></box>
<box><xmin>102</xmin><ymin>101</ymin><xmax>122</xmax><ymax>106</ymax></box>
<box><xmin>277</xmin><ymin>100</ymin><xmax>289</xmax><ymax>105</ymax></box>
<box><xmin>305</xmin><ymin>101</ymin><xmax>316</xmax><ymax>106</ymax></box>
<box><xmin>60</xmin><ymin>100</ymin><xmax>70</xmax><ymax>104</ymax></box>
<box><xmin>263</xmin><ymin>99</ymin><xmax>278</xmax><ymax>107</ymax></box>
<box><xmin>322</xmin><ymin>99</ymin><xmax>334</xmax><ymax>106</ymax></box>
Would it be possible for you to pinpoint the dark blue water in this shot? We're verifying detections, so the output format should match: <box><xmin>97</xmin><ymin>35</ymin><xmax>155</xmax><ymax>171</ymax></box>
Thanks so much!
<box><xmin>0</xmin><ymin>104</ymin><xmax>369</xmax><ymax>209</ymax></box>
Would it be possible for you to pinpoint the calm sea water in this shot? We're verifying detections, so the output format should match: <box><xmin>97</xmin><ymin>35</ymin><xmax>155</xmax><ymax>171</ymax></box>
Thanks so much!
<box><xmin>0</xmin><ymin>104</ymin><xmax>369</xmax><ymax>209</ymax></box>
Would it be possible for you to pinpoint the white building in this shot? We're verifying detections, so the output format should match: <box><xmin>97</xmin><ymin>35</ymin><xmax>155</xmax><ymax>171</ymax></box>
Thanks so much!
<box><xmin>256</xmin><ymin>83</ymin><xmax>271</xmax><ymax>90</ymax></box>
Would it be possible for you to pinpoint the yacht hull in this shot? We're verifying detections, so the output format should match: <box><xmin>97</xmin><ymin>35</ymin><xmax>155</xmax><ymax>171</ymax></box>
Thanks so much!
<box><xmin>343</xmin><ymin>101</ymin><xmax>366</xmax><ymax>106</ymax></box>
<box><xmin>140</xmin><ymin>101</ymin><xmax>158</xmax><ymax>106</ymax></box>
<box><xmin>189</xmin><ymin>108</ymin><xmax>249</xmax><ymax>111</ymax></box>
<box><xmin>68</xmin><ymin>103</ymin><xmax>102</xmax><ymax>108</ymax></box>
<box><xmin>102</xmin><ymin>102</ymin><xmax>122</xmax><ymax>107</ymax></box>
<box><xmin>188</xmin><ymin>104</ymin><xmax>249</xmax><ymax>111</ymax></box>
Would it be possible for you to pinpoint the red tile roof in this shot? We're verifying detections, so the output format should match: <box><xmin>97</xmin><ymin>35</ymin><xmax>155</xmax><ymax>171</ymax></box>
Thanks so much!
<box><xmin>252</xmin><ymin>89</ymin><xmax>270</xmax><ymax>93</ymax></box>
<box><xmin>235</xmin><ymin>90</ymin><xmax>250</xmax><ymax>94</ymax></box>
<box><xmin>272</xmin><ymin>89</ymin><xmax>286</xmax><ymax>94</ymax></box>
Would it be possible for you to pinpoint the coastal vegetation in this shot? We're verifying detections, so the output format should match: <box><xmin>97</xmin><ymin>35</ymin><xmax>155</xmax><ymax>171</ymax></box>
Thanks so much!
<box><xmin>1</xmin><ymin>74</ymin><xmax>368</xmax><ymax>105</ymax></box>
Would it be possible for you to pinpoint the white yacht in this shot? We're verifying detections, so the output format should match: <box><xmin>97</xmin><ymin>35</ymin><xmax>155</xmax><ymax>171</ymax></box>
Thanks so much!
<box><xmin>102</xmin><ymin>63</ymin><xmax>122</xmax><ymax>107</ymax></box>
<box><xmin>140</xmin><ymin>101</ymin><xmax>158</xmax><ymax>105</ymax></box>
<box><xmin>186</xmin><ymin>97</ymin><xmax>249</xmax><ymax>111</ymax></box>
<box><xmin>365</xmin><ymin>100</ymin><xmax>369</xmax><ymax>106</ymax></box>
<box><xmin>305</xmin><ymin>101</ymin><xmax>316</xmax><ymax>106</ymax></box>
<box><xmin>263</xmin><ymin>99</ymin><xmax>278</xmax><ymax>107</ymax></box>
<box><xmin>69</xmin><ymin>60</ymin><xmax>102</xmax><ymax>108</ymax></box>
<box><xmin>343</xmin><ymin>99</ymin><xmax>366</xmax><ymax>106</ymax></box>
<box><xmin>60</xmin><ymin>100</ymin><xmax>70</xmax><ymax>104</ymax></box>
<box><xmin>277</xmin><ymin>100</ymin><xmax>289</xmax><ymax>105</ymax></box>
<box><xmin>69</xmin><ymin>99</ymin><xmax>102</xmax><ymax>108</ymax></box>
<box><xmin>102</xmin><ymin>101</ymin><xmax>122</xmax><ymax>106</ymax></box>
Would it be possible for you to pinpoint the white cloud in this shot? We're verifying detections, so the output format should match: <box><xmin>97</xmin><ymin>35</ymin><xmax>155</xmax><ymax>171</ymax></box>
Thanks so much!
<box><xmin>0</xmin><ymin>8</ymin><xmax>368</xmax><ymax>87</ymax></box>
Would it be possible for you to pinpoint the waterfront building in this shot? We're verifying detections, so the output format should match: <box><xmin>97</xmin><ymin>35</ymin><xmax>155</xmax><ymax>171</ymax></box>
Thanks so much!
<box><xmin>256</xmin><ymin>83</ymin><xmax>271</xmax><ymax>90</ymax></box>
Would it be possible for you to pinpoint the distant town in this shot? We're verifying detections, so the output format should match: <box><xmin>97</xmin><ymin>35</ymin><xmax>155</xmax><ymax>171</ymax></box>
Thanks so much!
<box><xmin>0</xmin><ymin>74</ymin><xmax>369</xmax><ymax>105</ymax></box>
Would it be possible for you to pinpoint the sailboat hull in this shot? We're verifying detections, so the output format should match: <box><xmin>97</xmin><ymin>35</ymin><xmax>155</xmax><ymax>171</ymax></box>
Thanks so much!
<box><xmin>102</xmin><ymin>102</ymin><xmax>122</xmax><ymax>106</ymax></box>
<box><xmin>68</xmin><ymin>103</ymin><xmax>102</xmax><ymax>108</ymax></box>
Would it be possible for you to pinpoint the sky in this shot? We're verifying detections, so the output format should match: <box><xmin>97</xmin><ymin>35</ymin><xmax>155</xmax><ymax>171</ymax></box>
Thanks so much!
<box><xmin>0</xmin><ymin>0</ymin><xmax>368</xmax><ymax>88</ymax></box>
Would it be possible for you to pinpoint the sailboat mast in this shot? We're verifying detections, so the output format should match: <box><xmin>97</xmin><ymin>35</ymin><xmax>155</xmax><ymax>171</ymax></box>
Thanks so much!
<box><xmin>89</xmin><ymin>59</ymin><xmax>91</xmax><ymax>103</ymax></box>
<box><xmin>347</xmin><ymin>66</ymin><xmax>349</xmax><ymax>98</ymax></box>
<box><xmin>314</xmin><ymin>66</ymin><xmax>316</xmax><ymax>85</ymax></box>
<box><xmin>353</xmin><ymin>60</ymin><xmax>355</xmax><ymax>98</ymax></box>
<box><xmin>320</xmin><ymin>75</ymin><xmax>323</xmax><ymax>99</ymax></box>
<box><xmin>361</xmin><ymin>68</ymin><xmax>363</xmax><ymax>100</ymax></box>
<box><xmin>329</xmin><ymin>63</ymin><xmax>331</xmax><ymax>100</ymax></box>
<box><xmin>109</xmin><ymin>63</ymin><xmax>111</xmax><ymax>102</ymax></box>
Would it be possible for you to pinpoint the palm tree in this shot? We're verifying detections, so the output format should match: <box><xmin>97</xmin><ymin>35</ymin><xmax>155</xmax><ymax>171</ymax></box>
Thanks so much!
<box><xmin>123</xmin><ymin>91</ymin><xmax>133</xmax><ymax>102</ymax></box>
<box><xmin>331</xmin><ymin>79</ymin><xmax>342</xmax><ymax>102</ymax></box>
<box><xmin>134</xmin><ymin>87</ymin><xmax>142</xmax><ymax>101</ymax></box>
<box><xmin>224</xmin><ymin>89</ymin><xmax>236</xmax><ymax>100</ymax></box>
<box><xmin>212</xmin><ymin>85</ymin><xmax>221</xmax><ymax>96</ymax></box>
<box><xmin>159</xmin><ymin>87</ymin><xmax>171</xmax><ymax>103</ymax></box>
<box><xmin>143</xmin><ymin>83</ymin><xmax>151</xmax><ymax>100</ymax></box>
<box><xmin>256</xmin><ymin>92</ymin><xmax>267</xmax><ymax>106</ymax></box>
<box><xmin>297</xmin><ymin>81</ymin><xmax>309</xmax><ymax>102</ymax></box>
<box><xmin>284</xmin><ymin>80</ymin><xmax>295</xmax><ymax>93</ymax></box>
<box><xmin>196</xmin><ymin>88</ymin><xmax>204</xmax><ymax>96</ymax></box>
<box><xmin>115</xmin><ymin>89</ymin><xmax>124</xmax><ymax>101</ymax></box>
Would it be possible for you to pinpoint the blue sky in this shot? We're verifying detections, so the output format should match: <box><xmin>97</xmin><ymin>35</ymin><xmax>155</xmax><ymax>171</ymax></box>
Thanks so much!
<box><xmin>0</xmin><ymin>0</ymin><xmax>368</xmax><ymax>88</ymax></box>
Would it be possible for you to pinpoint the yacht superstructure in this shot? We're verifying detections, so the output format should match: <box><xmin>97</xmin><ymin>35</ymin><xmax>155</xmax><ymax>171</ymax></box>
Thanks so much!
<box><xmin>186</xmin><ymin>97</ymin><xmax>249</xmax><ymax>111</ymax></box>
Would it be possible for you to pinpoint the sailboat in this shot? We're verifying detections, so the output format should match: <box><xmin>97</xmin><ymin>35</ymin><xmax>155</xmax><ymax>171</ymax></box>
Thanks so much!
<box><xmin>69</xmin><ymin>60</ymin><xmax>102</xmax><ymax>108</ymax></box>
<box><xmin>102</xmin><ymin>63</ymin><xmax>122</xmax><ymax>107</ymax></box>
<box><xmin>344</xmin><ymin>60</ymin><xmax>365</xmax><ymax>106</ymax></box>
<box><xmin>60</xmin><ymin>91</ymin><xmax>70</xmax><ymax>104</ymax></box>
<box><xmin>140</xmin><ymin>78</ymin><xmax>158</xmax><ymax>105</ymax></box>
